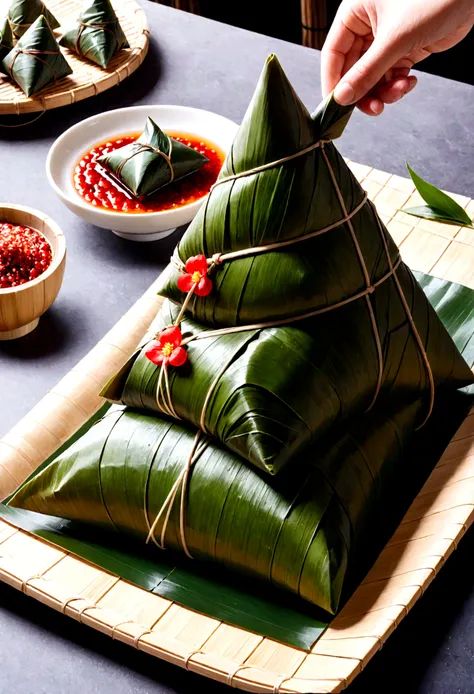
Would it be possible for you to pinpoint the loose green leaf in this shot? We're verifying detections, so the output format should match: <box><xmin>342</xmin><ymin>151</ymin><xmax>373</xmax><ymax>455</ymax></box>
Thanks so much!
<box><xmin>405</xmin><ymin>163</ymin><xmax>473</xmax><ymax>227</ymax></box>
<box><xmin>2</xmin><ymin>16</ymin><xmax>72</xmax><ymax>97</ymax></box>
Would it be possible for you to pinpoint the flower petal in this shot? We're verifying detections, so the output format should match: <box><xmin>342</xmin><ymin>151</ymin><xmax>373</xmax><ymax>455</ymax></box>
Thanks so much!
<box><xmin>158</xmin><ymin>325</ymin><xmax>182</xmax><ymax>348</ymax></box>
<box><xmin>177</xmin><ymin>273</ymin><xmax>195</xmax><ymax>293</ymax></box>
<box><xmin>169</xmin><ymin>346</ymin><xmax>187</xmax><ymax>367</ymax></box>
<box><xmin>194</xmin><ymin>275</ymin><xmax>213</xmax><ymax>297</ymax></box>
<box><xmin>185</xmin><ymin>254</ymin><xmax>208</xmax><ymax>276</ymax></box>
<box><xmin>145</xmin><ymin>340</ymin><xmax>165</xmax><ymax>365</ymax></box>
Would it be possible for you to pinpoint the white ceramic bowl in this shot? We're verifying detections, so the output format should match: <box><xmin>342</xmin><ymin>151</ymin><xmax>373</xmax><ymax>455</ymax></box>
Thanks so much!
<box><xmin>46</xmin><ymin>105</ymin><xmax>239</xmax><ymax>242</ymax></box>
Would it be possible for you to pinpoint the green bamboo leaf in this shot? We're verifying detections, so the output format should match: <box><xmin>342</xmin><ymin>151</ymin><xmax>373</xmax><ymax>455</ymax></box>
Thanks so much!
<box><xmin>403</xmin><ymin>204</ymin><xmax>473</xmax><ymax>227</ymax></box>
<box><xmin>8</xmin><ymin>0</ymin><xmax>59</xmax><ymax>37</ymax></box>
<box><xmin>59</xmin><ymin>0</ymin><xmax>129</xmax><ymax>69</ymax></box>
<box><xmin>97</xmin><ymin>118</ymin><xmax>209</xmax><ymax>198</ymax></box>
<box><xmin>0</xmin><ymin>17</ymin><xmax>14</xmax><ymax>62</ymax></box>
<box><xmin>405</xmin><ymin>163</ymin><xmax>473</xmax><ymax>227</ymax></box>
<box><xmin>2</xmin><ymin>16</ymin><xmax>72</xmax><ymax>97</ymax></box>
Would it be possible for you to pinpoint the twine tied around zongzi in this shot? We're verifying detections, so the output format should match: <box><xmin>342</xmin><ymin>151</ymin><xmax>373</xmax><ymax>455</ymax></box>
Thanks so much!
<box><xmin>115</xmin><ymin>140</ymin><xmax>175</xmax><ymax>184</ymax></box>
<box><xmin>7</xmin><ymin>46</ymin><xmax>61</xmax><ymax>83</ymax></box>
<box><xmin>9</xmin><ymin>3</ymin><xmax>46</xmax><ymax>32</ymax></box>
<box><xmin>74</xmin><ymin>19</ymin><xmax>120</xmax><ymax>56</ymax></box>
<box><xmin>146</xmin><ymin>430</ymin><xmax>209</xmax><ymax>558</ymax></box>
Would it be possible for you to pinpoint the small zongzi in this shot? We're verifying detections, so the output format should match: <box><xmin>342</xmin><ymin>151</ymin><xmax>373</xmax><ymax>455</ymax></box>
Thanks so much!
<box><xmin>2</xmin><ymin>15</ymin><xmax>72</xmax><ymax>96</ymax></box>
<box><xmin>97</xmin><ymin>117</ymin><xmax>210</xmax><ymax>199</ymax></box>
<box><xmin>8</xmin><ymin>0</ymin><xmax>59</xmax><ymax>38</ymax></box>
<box><xmin>59</xmin><ymin>0</ymin><xmax>128</xmax><ymax>69</ymax></box>
<box><xmin>0</xmin><ymin>17</ymin><xmax>14</xmax><ymax>62</ymax></box>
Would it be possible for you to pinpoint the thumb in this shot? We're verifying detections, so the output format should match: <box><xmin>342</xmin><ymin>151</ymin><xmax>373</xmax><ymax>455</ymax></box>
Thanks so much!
<box><xmin>334</xmin><ymin>36</ymin><xmax>408</xmax><ymax>105</ymax></box>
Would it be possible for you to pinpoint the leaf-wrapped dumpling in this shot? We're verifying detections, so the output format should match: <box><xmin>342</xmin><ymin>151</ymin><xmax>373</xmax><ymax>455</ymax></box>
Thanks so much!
<box><xmin>8</xmin><ymin>0</ymin><xmax>59</xmax><ymax>37</ymax></box>
<box><xmin>59</xmin><ymin>0</ymin><xmax>128</xmax><ymax>68</ymax></box>
<box><xmin>8</xmin><ymin>401</ymin><xmax>426</xmax><ymax>614</ymax></box>
<box><xmin>0</xmin><ymin>17</ymin><xmax>14</xmax><ymax>61</ymax></box>
<box><xmin>2</xmin><ymin>15</ymin><xmax>72</xmax><ymax>96</ymax></box>
<box><xmin>97</xmin><ymin>117</ymin><xmax>210</xmax><ymax>198</ymax></box>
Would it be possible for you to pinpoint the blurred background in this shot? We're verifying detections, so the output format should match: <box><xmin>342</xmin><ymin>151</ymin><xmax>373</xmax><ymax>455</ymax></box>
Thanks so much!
<box><xmin>152</xmin><ymin>0</ymin><xmax>474</xmax><ymax>86</ymax></box>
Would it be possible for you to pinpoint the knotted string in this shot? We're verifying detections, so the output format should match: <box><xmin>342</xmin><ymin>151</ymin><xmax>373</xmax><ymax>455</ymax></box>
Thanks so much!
<box><xmin>146</xmin><ymin>430</ymin><xmax>209</xmax><ymax>558</ymax></box>
<box><xmin>75</xmin><ymin>19</ymin><xmax>120</xmax><ymax>55</ymax></box>
<box><xmin>8</xmin><ymin>47</ymin><xmax>60</xmax><ymax>83</ymax></box>
<box><xmin>115</xmin><ymin>139</ymin><xmax>174</xmax><ymax>184</ymax></box>
<box><xmin>10</xmin><ymin>4</ymin><xmax>46</xmax><ymax>32</ymax></box>
<box><xmin>145</xmin><ymin>139</ymin><xmax>435</xmax><ymax>557</ymax></box>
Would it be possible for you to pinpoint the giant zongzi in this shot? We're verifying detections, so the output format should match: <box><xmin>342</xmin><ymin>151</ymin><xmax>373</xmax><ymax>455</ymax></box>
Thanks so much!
<box><xmin>2</xmin><ymin>15</ymin><xmax>72</xmax><ymax>96</ymax></box>
<box><xmin>97</xmin><ymin>117</ymin><xmax>210</xmax><ymax>198</ymax></box>
<box><xmin>102</xmin><ymin>55</ymin><xmax>474</xmax><ymax>475</ymax></box>
<box><xmin>8</xmin><ymin>0</ymin><xmax>59</xmax><ymax>38</ymax></box>
<box><xmin>9</xmin><ymin>400</ymin><xmax>425</xmax><ymax>614</ymax></box>
<box><xmin>59</xmin><ymin>0</ymin><xmax>128</xmax><ymax>69</ymax></box>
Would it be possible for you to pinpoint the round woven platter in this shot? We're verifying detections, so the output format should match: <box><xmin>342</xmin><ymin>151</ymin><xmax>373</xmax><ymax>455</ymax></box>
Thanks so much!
<box><xmin>0</xmin><ymin>164</ymin><xmax>473</xmax><ymax>693</ymax></box>
<box><xmin>0</xmin><ymin>0</ymin><xmax>149</xmax><ymax>115</ymax></box>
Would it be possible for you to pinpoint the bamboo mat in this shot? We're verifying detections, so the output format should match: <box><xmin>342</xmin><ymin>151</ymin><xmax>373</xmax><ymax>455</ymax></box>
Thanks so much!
<box><xmin>0</xmin><ymin>0</ymin><xmax>149</xmax><ymax>115</ymax></box>
<box><xmin>0</xmin><ymin>164</ymin><xmax>473</xmax><ymax>693</ymax></box>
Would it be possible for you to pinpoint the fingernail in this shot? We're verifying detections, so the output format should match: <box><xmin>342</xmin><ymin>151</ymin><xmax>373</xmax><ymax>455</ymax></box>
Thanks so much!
<box><xmin>334</xmin><ymin>82</ymin><xmax>355</xmax><ymax>106</ymax></box>
<box><xmin>404</xmin><ymin>77</ymin><xmax>417</xmax><ymax>95</ymax></box>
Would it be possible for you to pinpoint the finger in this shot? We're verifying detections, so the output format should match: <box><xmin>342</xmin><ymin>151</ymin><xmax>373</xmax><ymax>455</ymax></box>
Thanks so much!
<box><xmin>342</xmin><ymin>35</ymin><xmax>365</xmax><ymax>77</ymax></box>
<box><xmin>375</xmin><ymin>75</ymin><xmax>417</xmax><ymax>104</ymax></box>
<box><xmin>334</xmin><ymin>36</ymin><xmax>410</xmax><ymax>105</ymax></box>
<box><xmin>321</xmin><ymin>7</ymin><xmax>370</xmax><ymax>96</ymax></box>
<box><xmin>357</xmin><ymin>96</ymin><xmax>384</xmax><ymax>116</ymax></box>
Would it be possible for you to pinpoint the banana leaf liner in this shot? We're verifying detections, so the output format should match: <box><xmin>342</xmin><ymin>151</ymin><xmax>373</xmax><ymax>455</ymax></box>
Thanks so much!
<box><xmin>59</xmin><ymin>0</ymin><xmax>129</xmax><ymax>69</ymax></box>
<box><xmin>0</xmin><ymin>17</ymin><xmax>14</xmax><ymax>62</ymax></box>
<box><xmin>102</xmin><ymin>56</ymin><xmax>473</xmax><ymax>474</ymax></box>
<box><xmin>9</xmin><ymin>397</ymin><xmax>427</xmax><ymax>615</ymax></box>
<box><xmin>96</xmin><ymin>117</ymin><xmax>209</xmax><ymax>198</ymax></box>
<box><xmin>8</xmin><ymin>0</ymin><xmax>59</xmax><ymax>38</ymax></box>
<box><xmin>2</xmin><ymin>15</ymin><xmax>72</xmax><ymax>96</ymax></box>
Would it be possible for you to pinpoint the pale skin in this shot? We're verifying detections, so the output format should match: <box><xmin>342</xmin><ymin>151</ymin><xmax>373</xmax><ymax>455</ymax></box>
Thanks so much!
<box><xmin>321</xmin><ymin>0</ymin><xmax>474</xmax><ymax>115</ymax></box>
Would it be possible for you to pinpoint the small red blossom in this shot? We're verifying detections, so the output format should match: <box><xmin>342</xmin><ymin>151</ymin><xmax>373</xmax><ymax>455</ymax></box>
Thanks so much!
<box><xmin>177</xmin><ymin>254</ymin><xmax>212</xmax><ymax>297</ymax></box>
<box><xmin>145</xmin><ymin>326</ymin><xmax>187</xmax><ymax>367</ymax></box>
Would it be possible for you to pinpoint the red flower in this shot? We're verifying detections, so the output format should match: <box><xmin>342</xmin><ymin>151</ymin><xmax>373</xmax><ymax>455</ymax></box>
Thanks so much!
<box><xmin>177</xmin><ymin>254</ymin><xmax>212</xmax><ymax>297</ymax></box>
<box><xmin>145</xmin><ymin>326</ymin><xmax>187</xmax><ymax>367</ymax></box>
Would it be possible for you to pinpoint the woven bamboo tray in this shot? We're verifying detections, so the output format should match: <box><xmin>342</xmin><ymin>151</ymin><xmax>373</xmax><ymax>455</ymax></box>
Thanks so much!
<box><xmin>0</xmin><ymin>0</ymin><xmax>149</xmax><ymax>115</ymax></box>
<box><xmin>0</xmin><ymin>163</ymin><xmax>473</xmax><ymax>693</ymax></box>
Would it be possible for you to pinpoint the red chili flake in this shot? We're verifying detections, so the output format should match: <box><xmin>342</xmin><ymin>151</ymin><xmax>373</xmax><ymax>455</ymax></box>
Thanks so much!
<box><xmin>177</xmin><ymin>254</ymin><xmax>212</xmax><ymax>297</ymax></box>
<box><xmin>0</xmin><ymin>223</ymin><xmax>53</xmax><ymax>289</ymax></box>
<box><xmin>145</xmin><ymin>326</ymin><xmax>187</xmax><ymax>367</ymax></box>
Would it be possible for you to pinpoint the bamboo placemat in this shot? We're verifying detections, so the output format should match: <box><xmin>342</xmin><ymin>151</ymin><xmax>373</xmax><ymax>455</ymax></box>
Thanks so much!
<box><xmin>0</xmin><ymin>0</ymin><xmax>149</xmax><ymax>115</ymax></box>
<box><xmin>0</xmin><ymin>164</ymin><xmax>473</xmax><ymax>693</ymax></box>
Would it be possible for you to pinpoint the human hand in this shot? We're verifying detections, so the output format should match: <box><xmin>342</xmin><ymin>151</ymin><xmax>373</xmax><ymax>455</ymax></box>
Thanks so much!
<box><xmin>321</xmin><ymin>0</ymin><xmax>474</xmax><ymax>115</ymax></box>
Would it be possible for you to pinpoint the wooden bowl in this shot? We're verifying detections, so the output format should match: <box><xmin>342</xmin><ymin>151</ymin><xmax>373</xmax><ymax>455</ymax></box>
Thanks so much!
<box><xmin>0</xmin><ymin>204</ymin><xmax>66</xmax><ymax>340</ymax></box>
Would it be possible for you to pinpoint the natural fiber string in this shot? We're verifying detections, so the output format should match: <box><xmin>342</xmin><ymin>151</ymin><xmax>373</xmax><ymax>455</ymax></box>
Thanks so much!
<box><xmin>184</xmin><ymin>649</ymin><xmax>205</xmax><ymax>669</ymax></box>
<box><xmin>8</xmin><ymin>47</ymin><xmax>60</xmax><ymax>84</ymax></box>
<box><xmin>21</xmin><ymin>573</ymin><xmax>48</xmax><ymax>592</ymax></box>
<box><xmin>371</xmin><ymin>203</ymin><xmax>435</xmax><ymax>427</ymax></box>
<box><xmin>320</xmin><ymin>143</ymin><xmax>384</xmax><ymax>412</ymax></box>
<box><xmin>146</xmin><ymin>430</ymin><xmax>209</xmax><ymax>558</ymax></box>
<box><xmin>171</xmin><ymin>192</ymin><xmax>368</xmax><ymax>271</ymax></box>
<box><xmin>10</xmin><ymin>3</ymin><xmax>46</xmax><ymax>31</ymax></box>
<box><xmin>116</xmin><ymin>138</ymin><xmax>174</xmax><ymax>183</ymax></box>
<box><xmin>227</xmin><ymin>665</ymin><xmax>253</xmax><ymax>687</ymax></box>
<box><xmin>0</xmin><ymin>111</ymin><xmax>46</xmax><ymax>128</ymax></box>
<box><xmin>111</xmin><ymin>619</ymin><xmax>136</xmax><ymax>639</ymax></box>
<box><xmin>75</xmin><ymin>19</ymin><xmax>119</xmax><ymax>55</ymax></box>
<box><xmin>134</xmin><ymin>628</ymin><xmax>153</xmax><ymax>648</ymax></box>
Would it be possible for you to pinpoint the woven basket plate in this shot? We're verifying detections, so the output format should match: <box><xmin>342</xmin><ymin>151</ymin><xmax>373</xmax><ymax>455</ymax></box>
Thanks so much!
<box><xmin>1</xmin><ymin>163</ymin><xmax>473</xmax><ymax>693</ymax></box>
<box><xmin>0</xmin><ymin>0</ymin><xmax>149</xmax><ymax>115</ymax></box>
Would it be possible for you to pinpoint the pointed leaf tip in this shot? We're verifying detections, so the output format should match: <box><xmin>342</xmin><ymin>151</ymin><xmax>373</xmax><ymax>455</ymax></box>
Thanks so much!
<box><xmin>406</xmin><ymin>163</ymin><xmax>473</xmax><ymax>227</ymax></box>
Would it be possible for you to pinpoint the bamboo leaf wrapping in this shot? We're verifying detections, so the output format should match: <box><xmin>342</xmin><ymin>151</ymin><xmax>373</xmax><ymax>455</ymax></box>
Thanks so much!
<box><xmin>9</xmin><ymin>399</ymin><xmax>425</xmax><ymax>614</ymax></box>
<box><xmin>97</xmin><ymin>118</ymin><xmax>209</xmax><ymax>198</ymax></box>
<box><xmin>0</xmin><ymin>17</ymin><xmax>14</xmax><ymax>61</ymax></box>
<box><xmin>8</xmin><ymin>0</ymin><xmax>59</xmax><ymax>37</ymax></box>
<box><xmin>59</xmin><ymin>0</ymin><xmax>129</xmax><ymax>69</ymax></box>
<box><xmin>2</xmin><ymin>15</ymin><xmax>72</xmax><ymax>96</ymax></box>
<box><xmin>100</xmin><ymin>55</ymin><xmax>473</xmax><ymax>474</ymax></box>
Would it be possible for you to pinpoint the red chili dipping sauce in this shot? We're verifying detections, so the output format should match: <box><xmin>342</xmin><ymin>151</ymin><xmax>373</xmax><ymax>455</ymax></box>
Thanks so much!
<box><xmin>73</xmin><ymin>132</ymin><xmax>225</xmax><ymax>214</ymax></box>
<box><xmin>0</xmin><ymin>223</ymin><xmax>52</xmax><ymax>289</ymax></box>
